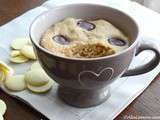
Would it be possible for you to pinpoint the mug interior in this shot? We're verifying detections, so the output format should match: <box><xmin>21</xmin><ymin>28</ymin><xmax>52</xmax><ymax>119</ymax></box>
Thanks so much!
<box><xmin>30</xmin><ymin>4</ymin><xmax>138</xmax><ymax>58</ymax></box>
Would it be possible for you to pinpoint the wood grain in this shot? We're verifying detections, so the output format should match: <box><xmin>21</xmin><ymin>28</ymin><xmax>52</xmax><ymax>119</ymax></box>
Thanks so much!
<box><xmin>0</xmin><ymin>0</ymin><xmax>160</xmax><ymax>120</ymax></box>
<box><xmin>0</xmin><ymin>0</ymin><xmax>46</xmax><ymax>25</ymax></box>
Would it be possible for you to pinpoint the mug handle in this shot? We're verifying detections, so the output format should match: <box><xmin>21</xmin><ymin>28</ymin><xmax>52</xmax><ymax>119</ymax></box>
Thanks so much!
<box><xmin>122</xmin><ymin>40</ymin><xmax>160</xmax><ymax>77</ymax></box>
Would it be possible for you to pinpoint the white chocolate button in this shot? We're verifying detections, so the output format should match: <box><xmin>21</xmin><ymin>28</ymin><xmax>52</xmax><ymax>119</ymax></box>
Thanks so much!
<box><xmin>0</xmin><ymin>71</ymin><xmax>5</xmax><ymax>83</ymax></box>
<box><xmin>0</xmin><ymin>114</ymin><xmax>3</xmax><ymax>120</ymax></box>
<box><xmin>27</xmin><ymin>79</ymin><xmax>53</xmax><ymax>93</ymax></box>
<box><xmin>11</xmin><ymin>38</ymin><xmax>31</xmax><ymax>50</ymax></box>
<box><xmin>25</xmin><ymin>69</ymin><xmax>51</xmax><ymax>87</ymax></box>
<box><xmin>5</xmin><ymin>75</ymin><xmax>26</xmax><ymax>91</ymax></box>
<box><xmin>10</xmin><ymin>55</ymin><xmax>29</xmax><ymax>63</ymax></box>
<box><xmin>10</xmin><ymin>50</ymin><xmax>21</xmax><ymax>57</ymax></box>
<box><xmin>0</xmin><ymin>100</ymin><xmax>7</xmax><ymax>115</ymax></box>
<box><xmin>30</xmin><ymin>62</ymin><xmax>41</xmax><ymax>70</ymax></box>
<box><xmin>21</xmin><ymin>45</ymin><xmax>36</xmax><ymax>60</ymax></box>
<box><xmin>0</xmin><ymin>61</ymin><xmax>14</xmax><ymax>76</ymax></box>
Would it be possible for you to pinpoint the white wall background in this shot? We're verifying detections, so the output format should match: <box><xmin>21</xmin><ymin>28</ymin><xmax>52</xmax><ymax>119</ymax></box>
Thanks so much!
<box><xmin>132</xmin><ymin>0</ymin><xmax>160</xmax><ymax>12</ymax></box>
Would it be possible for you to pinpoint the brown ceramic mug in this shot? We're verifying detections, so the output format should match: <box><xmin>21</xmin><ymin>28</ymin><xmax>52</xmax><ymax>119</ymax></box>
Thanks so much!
<box><xmin>30</xmin><ymin>4</ymin><xmax>160</xmax><ymax>107</ymax></box>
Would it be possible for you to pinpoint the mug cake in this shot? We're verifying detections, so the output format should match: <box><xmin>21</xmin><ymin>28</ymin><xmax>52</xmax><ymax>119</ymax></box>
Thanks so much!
<box><xmin>40</xmin><ymin>17</ymin><xmax>129</xmax><ymax>58</ymax></box>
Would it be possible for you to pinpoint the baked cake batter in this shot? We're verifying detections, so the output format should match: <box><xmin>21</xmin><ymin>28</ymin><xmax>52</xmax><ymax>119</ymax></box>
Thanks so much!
<box><xmin>40</xmin><ymin>17</ymin><xmax>129</xmax><ymax>58</ymax></box>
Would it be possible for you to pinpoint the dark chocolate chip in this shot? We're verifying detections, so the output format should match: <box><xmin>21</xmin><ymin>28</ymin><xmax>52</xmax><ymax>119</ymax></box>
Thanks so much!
<box><xmin>107</xmin><ymin>37</ymin><xmax>126</xmax><ymax>46</ymax></box>
<box><xmin>77</xmin><ymin>20</ymin><xmax>95</xmax><ymax>31</ymax></box>
<box><xmin>52</xmin><ymin>35</ymin><xmax>70</xmax><ymax>45</ymax></box>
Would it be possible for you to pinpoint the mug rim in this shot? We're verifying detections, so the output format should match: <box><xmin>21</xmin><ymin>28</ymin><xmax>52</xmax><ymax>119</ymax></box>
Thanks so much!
<box><xmin>30</xmin><ymin>3</ymin><xmax>139</xmax><ymax>61</ymax></box>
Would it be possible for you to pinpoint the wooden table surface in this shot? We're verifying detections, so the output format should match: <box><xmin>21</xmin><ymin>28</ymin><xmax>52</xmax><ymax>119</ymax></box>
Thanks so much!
<box><xmin>0</xmin><ymin>0</ymin><xmax>160</xmax><ymax>120</ymax></box>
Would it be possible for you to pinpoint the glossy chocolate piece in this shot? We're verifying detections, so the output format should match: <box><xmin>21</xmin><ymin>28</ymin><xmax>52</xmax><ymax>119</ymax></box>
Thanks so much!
<box><xmin>52</xmin><ymin>35</ymin><xmax>70</xmax><ymax>45</ymax></box>
<box><xmin>77</xmin><ymin>20</ymin><xmax>95</xmax><ymax>31</ymax></box>
<box><xmin>108</xmin><ymin>37</ymin><xmax>126</xmax><ymax>46</ymax></box>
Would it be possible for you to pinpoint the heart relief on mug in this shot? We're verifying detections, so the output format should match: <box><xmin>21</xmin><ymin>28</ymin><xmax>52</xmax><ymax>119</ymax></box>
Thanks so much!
<box><xmin>40</xmin><ymin>17</ymin><xmax>130</xmax><ymax>58</ymax></box>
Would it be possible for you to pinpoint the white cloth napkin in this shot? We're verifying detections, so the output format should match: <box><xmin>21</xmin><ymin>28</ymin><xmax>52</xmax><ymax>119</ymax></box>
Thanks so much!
<box><xmin>0</xmin><ymin>0</ymin><xmax>160</xmax><ymax>120</ymax></box>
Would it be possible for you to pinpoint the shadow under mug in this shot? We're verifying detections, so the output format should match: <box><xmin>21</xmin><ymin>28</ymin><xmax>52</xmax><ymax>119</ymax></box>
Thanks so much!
<box><xmin>30</xmin><ymin>4</ymin><xmax>160</xmax><ymax>107</ymax></box>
